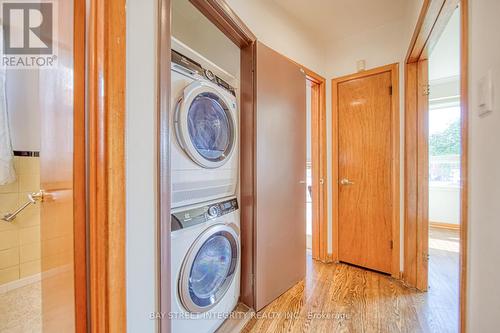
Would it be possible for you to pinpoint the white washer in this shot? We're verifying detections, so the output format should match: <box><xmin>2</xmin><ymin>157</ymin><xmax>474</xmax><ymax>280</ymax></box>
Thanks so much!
<box><xmin>171</xmin><ymin>197</ymin><xmax>240</xmax><ymax>333</ymax></box>
<box><xmin>171</xmin><ymin>52</ymin><xmax>239</xmax><ymax>208</ymax></box>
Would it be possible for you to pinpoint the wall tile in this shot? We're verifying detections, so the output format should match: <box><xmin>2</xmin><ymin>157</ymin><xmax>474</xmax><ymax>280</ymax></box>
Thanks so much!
<box><xmin>15</xmin><ymin>201</ymin><xmax>40</xmax><ymax>228</ymax></box>
<box><xmin>17</xmin><ymin>157</ymin><xmax>39</xmax><ymax>175</ymax></box>
<box><xmin>0</xmin><ymin>219</ymin><xmax>16</xmax><ymax>232</ymax></box>
<box><xmin>0</xmin><ymin>178</ymin><xmax>19</xmax><ymax>194</ymax></box>
<box><xmin>20</xmin><ymin>243</ymin><xmax>40</xmax><ymax>263</ymax></box>
<box><xmin>18</xmin><ymin>173</ymin><xmax>40</xmax><ymax>193</ymax></box>
<box><xmin>0</xmin><ymin>266</ymin><xmax>19</xmax><ymax>284</ymax></box>
<box><xmin>0</xmin><ymin>247</ymin><xmax>19</xmax><ymax>269</ymax></box>
<box><xmin>0</xmin><ymin>230</ymin><xmax>19</xmax><ymax>251</ymax></box>
<box><xmin>20</xmin><ymin>260</ymin><xmax>40</xmax><ymax>278</ymax></box>
<box><xmin>0</xmin><ymin>193</ymin><xmax>19</xmax><ymax>215</ymax></box>
<box><xmin>19</xmin><ymin>226</ymin><xmax>40</xmax><ymax>246</ymax></box>
<box><xmin>0</xmin><ymin>156</ymin><xmax>40</xmax><ymax>285</ymax></box>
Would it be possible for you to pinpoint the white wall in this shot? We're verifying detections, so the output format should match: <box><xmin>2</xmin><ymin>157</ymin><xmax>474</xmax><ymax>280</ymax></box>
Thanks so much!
<box><xmin>225</xmin><ymin>0</ymin><xmax>325</xmax><ymax>74</ymax></box>
<box><xmin>467</xmin><ymin>0</ymin><xmax>500</xmax><ymax>330</ymax></box>
<box><xmin>227</xmin><ymin>0</ymin><xmax>423</xmax><ymax>257</ymax></box>
<box><xmin>323</xmin><ymin>0</ymin><xmax>423</xmax><ymax>256</ymax></box>
<box><xmin>126</xmin><ymin>0</ymin><xmax>158</xmax><ymax>331</ymax></box>
<box><xmin>172</xmin><ymin>0</ymin><xmax>240</xmax><ymax>78</ymax></box>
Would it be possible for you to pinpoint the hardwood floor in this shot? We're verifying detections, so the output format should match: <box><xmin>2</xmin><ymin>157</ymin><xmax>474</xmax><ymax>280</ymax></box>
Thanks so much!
<box><xmin>241</xmin><ymin>228</ymin><xmax>459</xmax><ymax>333</ymax></box>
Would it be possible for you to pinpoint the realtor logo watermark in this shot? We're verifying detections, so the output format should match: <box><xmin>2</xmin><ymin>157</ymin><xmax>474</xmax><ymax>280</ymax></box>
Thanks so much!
<box><xmin>1</xmin><ymin>0</ymin><xmax>57</xmax><ymax>68</ymax></box>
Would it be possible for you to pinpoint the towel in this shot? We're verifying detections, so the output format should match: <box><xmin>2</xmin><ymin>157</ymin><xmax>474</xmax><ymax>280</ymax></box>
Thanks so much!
<box><xmin>0</xmin><ymin>68</ymin><xmax>15</xmax><ymax>185</ymax></box>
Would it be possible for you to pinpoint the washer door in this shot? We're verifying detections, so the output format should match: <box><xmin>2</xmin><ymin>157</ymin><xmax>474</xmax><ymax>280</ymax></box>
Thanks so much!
<box><xmin>175</xmin><ymin>81</ymin><xmax>237</xmax><ymax>169</ymax></box>
<box><xmin>179</xmin><ymin>224</ymin><xmax>239</xmax><ymax>313</ymax></box>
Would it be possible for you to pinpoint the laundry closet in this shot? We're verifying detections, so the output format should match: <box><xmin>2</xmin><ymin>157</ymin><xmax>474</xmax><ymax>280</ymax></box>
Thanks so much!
<box><xmin>163</xmin><ymin>1</ymin><xmax>310</xmax><ymax>332</ymax></box>
<box><xmin>168</xmin><ymin>1</ymin><xmax>242</xmax><ymax>332</ymax></box>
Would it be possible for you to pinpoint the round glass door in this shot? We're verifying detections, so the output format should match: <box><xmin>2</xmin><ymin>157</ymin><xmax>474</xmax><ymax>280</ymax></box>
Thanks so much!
<box><xmin>179</xmin><ymin>224</ymin><xmax>239</xmax><ymax>313</ymax></box>
<box><xmin>188</xmin><ymin>92</ymin><xmax>232</xmax><ymax>162</ymax></box>
<box><xmin>175</xmin><ymin>82</ymin><xmax>237</xmax><ymax>169</ymax></box>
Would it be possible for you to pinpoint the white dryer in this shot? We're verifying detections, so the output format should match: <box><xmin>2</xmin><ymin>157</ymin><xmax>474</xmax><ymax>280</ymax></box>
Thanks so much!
<box><xmin>171</xmin><ymin>197</ymin><xmax>240</xmax><ymax>333</ymax></box>
<box><xmin>171</xmin><ymin>50</ymin><xmax>239</xmax><ymax>208</ymax></box>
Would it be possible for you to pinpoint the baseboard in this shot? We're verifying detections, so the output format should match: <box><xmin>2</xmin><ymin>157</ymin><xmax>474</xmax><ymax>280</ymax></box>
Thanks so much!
<box><xmin>0</xmin><ymin>272</ymin><xmax>41</xmax><ymax>294</ymax></box>
<box><xmin>430</xmin><ymin>221</ymin><xmax>460</xmax><ymax>230</ymax></box>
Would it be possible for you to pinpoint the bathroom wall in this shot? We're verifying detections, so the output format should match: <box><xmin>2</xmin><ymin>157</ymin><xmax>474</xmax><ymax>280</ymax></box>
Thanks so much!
<box><xmin>6</xmin><ymin>70</ymin><xmax>40</xmax><ymax>152</ymax></box>
<box><xmin>0</xmin><ymin>156</ymin><xmax>41</xmax><ymax>287</ymax></box>
<box><xmin>0</xmin><ymin>69</ymin><xmax>41</xmax><ymax>287</ymax></box>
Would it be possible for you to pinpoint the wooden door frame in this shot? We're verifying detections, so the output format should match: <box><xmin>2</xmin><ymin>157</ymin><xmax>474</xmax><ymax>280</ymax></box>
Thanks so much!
<box><xmin>305</xmin><ymin>72</ymin><xmax>328</xmax><ymax>262</ymax></box>
<box><xmin>87</xmin><ymin>0</ymin><xmax>127</xmax><ymax>331</ymax></box>
<box><xmin>74</xmin><ymin>0</ymin><xmax>87</xmax><ymax>331</ymax></box>
<box><xmin>331</xmin><ymin>63</ymin><xmax>401</xmax><ymax>278</ymax></box>
<box><xmin>403</xmin><ymin>0</ymin><xmax>468</xmax><ymax>332</ymax></box>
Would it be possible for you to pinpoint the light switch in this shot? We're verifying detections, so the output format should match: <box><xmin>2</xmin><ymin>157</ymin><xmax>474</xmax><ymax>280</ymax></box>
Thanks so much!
<box><xmin>478</xmin><ymin>70</ymin><xmax>493</xmax><ymax>116</ymax></box>
<box><xmin>357</xmin><ymin>60</ymin><xmax>366</xmax><ymax>72</ymax></box>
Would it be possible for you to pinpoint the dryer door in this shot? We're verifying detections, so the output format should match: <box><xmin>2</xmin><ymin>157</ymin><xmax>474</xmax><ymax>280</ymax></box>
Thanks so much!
<box><xmin>175</xmin><ymin>81</ymin><xmax>237</xmax><ymax>169</ymax></box>
<box><xmin>179</xmin><ymin>224</ymin><xmax>239</xmax><ymax>313</ymax></box>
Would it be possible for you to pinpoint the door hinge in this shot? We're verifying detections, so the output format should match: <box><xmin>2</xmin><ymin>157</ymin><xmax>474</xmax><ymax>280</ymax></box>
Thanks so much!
<box><xmin>423</xmin><ymin>84</ymin><xmax>430</xmax><ymax>96</ymax></box>
<box><xmin>390</xmin><ymin>240</ymin><xmax>394</xmax><ymax>249</ymax></box>
<box><xmin>389</xmin><ymin>86</ymin><xmax>393</xmax><ymax>95</ymax></box>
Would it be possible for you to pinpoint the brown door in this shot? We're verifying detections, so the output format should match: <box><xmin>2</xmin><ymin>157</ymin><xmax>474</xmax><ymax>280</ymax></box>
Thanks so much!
<box><xmin>338</xmin><ymin>71</ymin><xmax>393</xmax><ymax>274</ymax></box>
<box><xmin>39</xmin><ymin>0</ymin><xmax>85</xmax><ymax>331</ymax></box>
<box><xmin>254</xmin><ymin>42</ymin><xmax>306</xmax><ymax>311</ymax></box>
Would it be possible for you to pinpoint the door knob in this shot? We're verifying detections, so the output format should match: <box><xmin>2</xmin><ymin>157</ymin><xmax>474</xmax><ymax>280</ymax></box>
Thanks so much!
<box><xmin>340</xmin><ymin>178</ymin><xmax>354</xmax><ymax>186</ymax></box>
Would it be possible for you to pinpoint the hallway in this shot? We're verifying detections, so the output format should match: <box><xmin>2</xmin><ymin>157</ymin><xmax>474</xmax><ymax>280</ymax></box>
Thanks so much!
<box><xmin>241</xmin><ymin>228</ymin><xmax>459</xmax><ymax>333</ymax></box>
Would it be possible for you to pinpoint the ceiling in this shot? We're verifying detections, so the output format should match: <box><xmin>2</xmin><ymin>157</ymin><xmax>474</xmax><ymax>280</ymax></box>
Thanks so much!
<box><xmin>263</xmin><ymin>0</ymin><xmax>408</xmax><ymax>42</ymax></box>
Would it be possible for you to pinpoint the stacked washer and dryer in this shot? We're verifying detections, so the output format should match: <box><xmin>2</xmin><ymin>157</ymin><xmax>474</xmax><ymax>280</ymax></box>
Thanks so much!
<box><xmin>170</xmin><ymin>45</ymin><xmax>241</xmax><ymax>333</ymax></box>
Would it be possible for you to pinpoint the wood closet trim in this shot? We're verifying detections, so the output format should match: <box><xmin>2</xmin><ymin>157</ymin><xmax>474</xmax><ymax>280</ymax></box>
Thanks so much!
<box><xmin>88</xmin><ymin>0</ymin><xmax>127</xmax><ymax>331</ymax></box>
<box><xmin>305</xmin><ymin>70</ymin><xmax>328</xmax><ymax>263</ymax></box>
<box><xmin>459</xmin><ymin>2</ymin><xmax>469</xmax><ymax>332</ymax></box>
<box><xmin>73</xmin><ymin>0</ymin><xmax>87</xmax><ymax>331</ymax></box>
<box><xmin>189</xmin><ymin>0</ymin><xmax>256</xmax><ymax>47</ymax></box>
<box><xmin>331</xmin><ymin>63</ymin><xmax>401</xmax><ymax>278</ymax></box>
<box><xmin>404</xmin><ymin>0</ymin><xmax>468</xmax><ymax>331</ymax></box>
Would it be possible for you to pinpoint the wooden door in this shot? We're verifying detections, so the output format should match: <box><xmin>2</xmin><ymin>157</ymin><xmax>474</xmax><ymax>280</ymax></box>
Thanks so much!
<box><xmin>39</xmin><ymin>0</ymin><xmax>86</xmax><ymax>331</ymax></box>
<box><xmin>254</xmin><ymin>42</ymin><xmax>306</xmax><ymax>311</ymax></box>
<box><xmin>337</xmin><ymin>71</ymin><xmax>394</xmax><ymax>274</ymax></box>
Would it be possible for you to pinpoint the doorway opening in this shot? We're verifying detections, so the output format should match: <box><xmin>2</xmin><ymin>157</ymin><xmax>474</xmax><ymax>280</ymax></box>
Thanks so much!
<box><xmin>305</xmin><ymin>74</ymin><xmax>327</xmax><ymax>262</ymax></box>
<box><xmin>0</xmin><ymin>1</ymin><xmax>87</xmax><ymax>332</ymax></box>
<box><xmin>427</xmin><ymin>5</ymin><xmax>461</xmax><ymax>331</ymax></box>
<box><xmin>404</xmin><ymin>0</ymin><xmax>468</xmax><ymax>331</ymax></box>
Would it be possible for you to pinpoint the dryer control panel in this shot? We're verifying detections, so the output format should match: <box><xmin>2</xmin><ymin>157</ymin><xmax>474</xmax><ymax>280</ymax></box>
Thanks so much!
<box><xmin>171</xmin><ymin>198</ymin><xmax>239</xmax><ymax>232</ymax></box>
<box><xmin>171</xmin><ymin>49</ymin><xmax>236</xmax><ymax>96</ymax></box>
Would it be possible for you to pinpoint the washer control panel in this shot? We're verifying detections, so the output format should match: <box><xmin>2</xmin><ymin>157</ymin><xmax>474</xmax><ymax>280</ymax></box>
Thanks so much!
<box><xmin>171</xmin><ymin>198</ymin><xmax>239</xmax><ymax>231</ymax></box>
